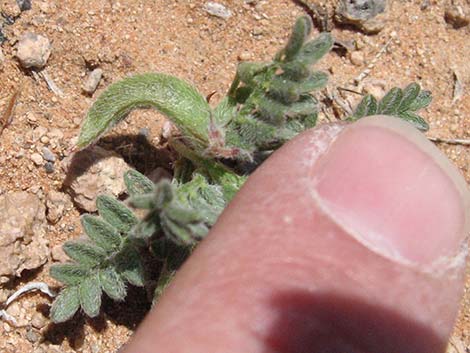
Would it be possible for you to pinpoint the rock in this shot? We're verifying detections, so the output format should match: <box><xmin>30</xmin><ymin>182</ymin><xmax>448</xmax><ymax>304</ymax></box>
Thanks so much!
<box><xmin>16</xmin><ymin>0</ymin><xmax>32</xmax><ymax>11</ymax></box>
<box><xmin>15</xmin><ymin>32</ymin><xmax>52</xmax><ymax>69</ymax></box>
<box><xmin>0</xmin><ymin>192</ymin><xmax>49</xmax><ymax>283</ymax></box>
<box><xmin>32</xmin><ymin>126</ymin><xmax>48</xmax><ymax>141</ymax></box>
<box><xmin>203</xmin><ymin>2</ymin><xmax>232</xmax><ymax>19</ymax></box>
<box><xmin>63</xmin><ymin>146</ymin><xmax>131</xmax><ymax>211</ymax></box>
<box><xmin>46</xmin><ymin>190</ymin><xmax>72</xmax><ymax>224</ymax></box>
<box><xmin>30</xmin><ymin>153</ymin><xmax>43</xmax><ymax>166</ymax></box>
<box><xmin>25</xmin><ymin>329</ymin><xmax>40</xmax><ymax>343</ymax></box>
<box><xmin>31</xmin><ymin>312</ymin><xmax>48</xmax><ymax>329</ymax></box>
<box><xmin>51</xmin><ymin>244</ymin><xmax>68</xmax><ymax>262</ymax></box>
<box><xmin>44</xmin><ymin>162</ymin><xmax>54</xmax><ymax>173</ymax></box>
<box><xmin>335</xmin><ymin>0</ymin><xmax>387</xmax><ymax>34</ymax></box>
<box><xmin>238</xmin><ymin>51</ymin><xmax>251</xmax><ymax>61</ymax></box>
<box><xmin>83</xmin><ymin>68</ymin><xmax>103</xmax><ymax>94</ymax></box>
<box><xmin>350</xmin><ymin>51</ymin><xmax>365</xmax><ymax>66</ymax></box>
<box><xmin>41</xmin><ymin>147</ymin><xmax>55</xmax><ymax>162</ymax></box>
<box><xmin>445</xmin><ymin>2</ymin><xmax>470</xmax><ymax>28</ymax></box>
<box><xmin>161</xmin><ymin>120</ymin><xmax>175</xmax><ymax>139</ymax></box>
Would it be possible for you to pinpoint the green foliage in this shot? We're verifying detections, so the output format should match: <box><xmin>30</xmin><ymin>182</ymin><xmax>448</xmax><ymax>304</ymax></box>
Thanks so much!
<box><xmin>350</xmin><ymin>83</ymin><xmax>432</xmax><ymax>131</ymax></box>
<box><xmin>51</xmin><ymin>16</ymin><xmax>433</xmax><ymax>323</ymax></box>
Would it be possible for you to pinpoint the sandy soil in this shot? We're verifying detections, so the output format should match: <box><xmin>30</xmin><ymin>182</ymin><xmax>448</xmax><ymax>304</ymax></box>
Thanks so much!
<box><xmin>0</xmin><ymin>0</ymin><xmax>469</xmax><ymax>352</ymax></box>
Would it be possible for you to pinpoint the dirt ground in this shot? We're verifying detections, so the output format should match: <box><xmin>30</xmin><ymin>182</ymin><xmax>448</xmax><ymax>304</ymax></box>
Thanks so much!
<box><xmin>0</xmin><ymin>0</ymin><xmax>469</xmax><ymax>352</ymax></box>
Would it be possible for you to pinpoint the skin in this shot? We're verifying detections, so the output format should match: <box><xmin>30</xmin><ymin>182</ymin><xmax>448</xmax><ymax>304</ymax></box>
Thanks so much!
<box><xmin>122</xmin><ymin>116</ymin><xmax>469</xmax><ymax>353</ymax></box>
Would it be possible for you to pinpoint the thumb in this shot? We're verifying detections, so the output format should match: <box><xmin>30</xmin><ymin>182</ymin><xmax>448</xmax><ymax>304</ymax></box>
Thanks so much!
<box><xmin>123</xmin><ymin>116</ymin><xmax>469</xmax><ymax>353</ymax></box>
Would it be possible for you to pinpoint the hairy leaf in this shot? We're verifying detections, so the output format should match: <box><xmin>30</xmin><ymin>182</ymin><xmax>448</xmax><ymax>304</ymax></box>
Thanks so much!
<box><xmin>352</xmin><ymin>94</ymin><xmax>378</xmax><ymax>119</ymax></box>
<box><xmin>81</xmin><ymin>215</ymin><xmax>121</xmax><ymax>252</ymax></box>
<box><xmin>100</xmin><ymin>267</ymin><xmax>127</xmax><ymax>301</ymax></box>
<box><xmin>378</xmin><ymin>87</ymin><xmax>403</xmax><ymax>115</ymax></box>
<box><xmin>77</xmin><ymin>73</ymin><xmax>211</xmax><ymax>150</ymax></box>
<box><xmin>96</xmin><ymin>195</ymin><xmax>138</xmax><ymax>233</ymax></box>
<box><xmin>398</xmin><ymin>83</ymin><xmax>420</xmax><ymax>111</ymax></box>
<box><xmin>124</xmin><ymin>170</ymin><xmax>154</xmax><ymax>197</ymax></box>
<box><xmin>63</xmin><ymin>241</ymin><xmax>106</xmax><ymax>267</ymax></box>
<box><xmin>50</xmin><ymin>286</ymin><xmax>80</xmax><ymax>323</ymax></box>
<box><xmin>398</xmin><ymin>111</ymin><xmax>429</xmax><ymax>131</ymax></box>
<box><xmin>50</xmin><ymin>264</ymin><xmax>88</xmax><ymax>286</ymax></box>
<box><xmin>79</xmin><ymin>275</ymin><xmax>102</xmax><ymax>318</ymax></box>
<box><xmin>114</xmin><ymin>243</ymin><xmax>145</xmax><ymax>287</ymax></box>
<box><xmin>408</xmin><ymin>90</ymin><xmax>432</xmax><ymax>111</ymax></box>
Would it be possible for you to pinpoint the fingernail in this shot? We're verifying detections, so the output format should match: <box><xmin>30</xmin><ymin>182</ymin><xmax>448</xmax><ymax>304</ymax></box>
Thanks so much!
<box><xmin>310</xmin><ymin>116</ymin><xmax>469</xmax><ymax>269</ymax></box>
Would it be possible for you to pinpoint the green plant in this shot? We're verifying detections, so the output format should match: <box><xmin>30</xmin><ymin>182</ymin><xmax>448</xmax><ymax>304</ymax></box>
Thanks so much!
<box><xmin>49</xmin><ymin>16</ymin><xmax>431</xmax><ymax>323</ymax></box>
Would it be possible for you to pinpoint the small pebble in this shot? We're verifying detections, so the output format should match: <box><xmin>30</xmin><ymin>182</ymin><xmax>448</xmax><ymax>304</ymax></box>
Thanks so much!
<box><xmin>83</xmin><ymin>68</ymin><xmax>103</xmax><ymax>94</ymax></box>
<box><xmin>41</xmin><ymin>147</ymin><xmax>56</xmax><ymax>162</ymax></box>
<box><xmin>203</xmin><ymin>2</ymin><xmax>232</xmax><ymax>19</ymax></box>
<box><xmin>25</xmin><ymin>329</ymin><xmax>40</xmax><ymax>343</ymax></box>
<box><xmin>16</xmin><ymin>0</ymin><xmax>32</xmax><ymax>11</ymax></box>
<box><xmin>51</xmin><ymin>244</ymin><xmax>68</xmax><ymax>262</ymax></box>
<box><xmin>44</xmin><ymin>162</ymin><xmax>54</xmax><ymax>173</ymax></box>
<box><xmin>0</xmin><ymin>48</ymin><xmax>5</xmax><ymax>68</ymax></box>
<box><xmin>238</xmin><ymin>51</ymin><xmax>251</xmax><ymax>61</ymax></box>
<box><xmin>31</xmin><ymin>153</ymin><xmax>44</xmax><ymax>166</ymax></box>
<box><xmin>15</xmin><ymin>32</ymin><xmax>52</xmax><ymax>69</ymax></box>
<box><xmin>444</xmin><ymin>4</ymin><xmax>469</xmax><ymax>28</ymax></box>
<box><xmin>138</xmin><ymin>127</ymin><xmax>150</xmax><ymax>138</ymax></box>
<box><xmin>350</xmin><ymin>51</ymin><xmax>365</xmax><ymax>66</ymax></box>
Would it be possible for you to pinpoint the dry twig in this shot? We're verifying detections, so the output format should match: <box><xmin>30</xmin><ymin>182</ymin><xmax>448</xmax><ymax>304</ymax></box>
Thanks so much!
<box><xmin>428</xmin><ymin>136</ymin><xmax>470</xmax><ymax>146</ymax></box>
<box><xmin>354</xmin><ymin>37</ymin><xmax>393</xmax><ymax>85</ymax></box>
<box><xmin>39</xmin><ymin>70</ymin><xmax>65</xmax><ymax>97</ymax></box>
<box><xmin>0</xmin><ymin>86</ymin><xmax>21</xmax><ymax>136</ymax></box>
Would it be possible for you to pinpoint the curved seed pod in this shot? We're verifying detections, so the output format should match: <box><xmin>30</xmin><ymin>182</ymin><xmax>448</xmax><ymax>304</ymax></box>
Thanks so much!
<box><xmin>256</xmin><ymin>96</ymin><xmax>288</xmax><ymax>126</ymax></box>
<box><xmin>281</xmin><ymin>61</ymin><xmax>311</xmax><ymax>81</ymax></box>
<box><xmin>237</xmin><ymin>62</ymin><xmax>270</xmax><ymax>85</ymax></box>
<box><xmin>282</xmin><ymin>16</ymin><xmax>313</xmax><ymax>62</ymax></box>
<box><xmin>77</xmin><ymin>73</ymin><xmax>211</xmax><ymax>150</ymax></box>
<box><xmin>296</xmin><ymin>71</ymin><xmax>328</xmax><ymax>93</ymax></box>
<box><xmin>268</xmin><ymin>78</ymin><xmax>300</xmax><ymax>103</ymax></box>
<box><xmin>296</xmin><ymin>32</ymin><xmax>334</xmax><ymax>66</ymax></box>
